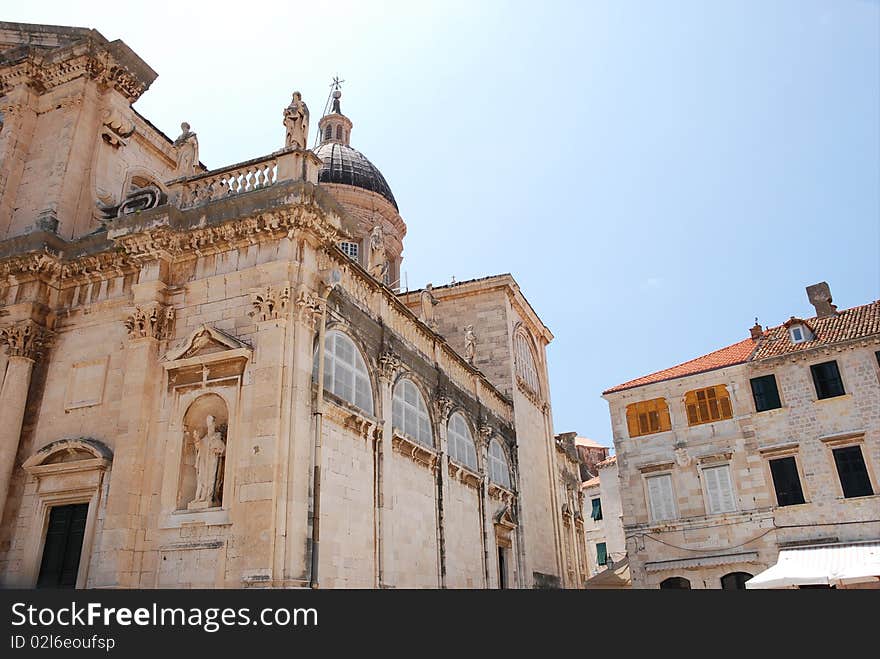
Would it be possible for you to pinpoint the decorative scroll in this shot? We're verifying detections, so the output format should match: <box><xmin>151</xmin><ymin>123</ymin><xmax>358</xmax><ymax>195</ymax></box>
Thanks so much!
<box><xmin>97</xmin><ymin>185</ymin><xmax>167</xmax><ymax>220</ymax></box>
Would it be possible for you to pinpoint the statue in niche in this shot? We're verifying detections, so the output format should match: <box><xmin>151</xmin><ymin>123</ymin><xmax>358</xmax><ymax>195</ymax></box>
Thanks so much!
<box><xmin>369</xmin><ymin>224</ymin><xmax>388</xmax><ymax>282</ymax></box>
<box><xmin>464</xmin><ymin>325</ymin><xmax>477</xmax><ymax>364</ymax></box>
<box><xmin>188</xmin><ymin>414</ymin><xmax>226</xmax><ymax>509</ymax></box>
<box><xmin>173</xmin><ymin>122</ymin><xmax>199</xmax><ymax>175</ymax></box>
<box><xmin>420</xmin><ymin>283</ymin><xmax>439</xmax><ymax>329</ymax></box>
<box><xmin>283</xmin><ymin>91</ymin><xmax>310</xmax><ymax>149</ymax></box>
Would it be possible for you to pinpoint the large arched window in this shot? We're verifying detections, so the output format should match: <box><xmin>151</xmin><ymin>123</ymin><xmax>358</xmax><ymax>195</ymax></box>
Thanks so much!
<box><xmin>514</xmin><ymin>330</ymin><xmax>540</xmax><ymax>397</ymax></box>
<box><xmin>315</xmin><ymin>330</ymin><xmax>373</xmax><ymax>414</ymax></box>
<box><xmin>659</xmin><ymin>577</ymin><xmax>691</xmax><ymax>589</ymax></box>
<box><xmin>392</xmin><ymin>378</ymin><xmax>433</xmax><ymax>447</ymax></box>
<box><xmin>488</xmin><ymin>439</ymin><xmax>511</xmax><ymax>488</ymax></box>
<box><xmin>448</xmin><ymin>413</ymin><xmax>477</xmax><ymax>471</ymax></box>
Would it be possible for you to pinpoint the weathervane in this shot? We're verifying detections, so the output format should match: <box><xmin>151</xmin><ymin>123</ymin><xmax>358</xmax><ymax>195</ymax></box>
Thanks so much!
<box><xmin>313</xmin><ymin>75</ymin><xmax>346</xmax><ymax>147</ymax></box>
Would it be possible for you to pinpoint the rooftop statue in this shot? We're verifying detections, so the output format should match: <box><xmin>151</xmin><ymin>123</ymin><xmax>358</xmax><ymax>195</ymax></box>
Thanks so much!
<box><xmin>283</xmin><ymin>91</ymin><xmax>310</xmax><ymax>149</ymax></box>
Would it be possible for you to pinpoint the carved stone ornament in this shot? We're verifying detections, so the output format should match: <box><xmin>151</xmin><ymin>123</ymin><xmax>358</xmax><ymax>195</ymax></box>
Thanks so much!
<box><xmin>0</xmin><ymin>320</ymin><xmax>52</xmax><ymax>361</ymax></box>
<box><xmin>124</xmin><ymin>304</ymin><xmax>175</xmax><ymax>341</ymax></box>
<box><xmin>436</xmin><ymin>395</ymin><xmax>454</xmax><ymax>423</ymax></box>
<box><xmin>100</xmin><ymin>108</ymin><xmax>135</xmax><ymax>148</ymax></box>
<box><xmin>249</xmin><ymin>285</ymin><xmax>290</xmax><ymax>321</ymax></box>
<box><xmin>97</xmin><ymin>185</ymin><xmax>166</xmax><ymax>220</ymax></box>
<box><xmin>478</xmin><ymin>424</ymin><xmax>494</xmax><ymax>449</ymax></box>
<box><xmin>295</xmin><ymin>287</ymin><xmax>324</xmax><ymax>326</ymax></box>
<box><xmin>674</xmin><ymin>445</ymin><xmax>691</xmax><ymax>468</ymax></box>
<box><xmin>378</xmin><ymin>349</ymin><xmax>401</xmax><ymax>381</ymax></box>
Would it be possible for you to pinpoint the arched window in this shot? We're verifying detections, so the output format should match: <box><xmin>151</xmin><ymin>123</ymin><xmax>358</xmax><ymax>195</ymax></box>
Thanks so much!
<box><xmin>392</xmin><ymin>378</ymin><xmax>433</xmax><ymax>447</ymax></box>
<box><xmin>684</xmin><ymin>385</ymin><xmax>733</xmax><ymax>426</ymax></box>
<box><xmin>315</xmin><ymin>330</ymin><xmax>373</xmax><ymax>414</ymax></box>
<box><xmin>626</xmin><ymin>398</ymin><xmax>672</xmax><ymax>438</ymax></box>
<box><xmin>514</xmin><ymin>330</ymin><xmax>540</xmax><ymax>396</ymax></box>
<box><xmin>324</xmin><ymin>125</ymin><xmax>332</xmax><ymax>141</ymax></box>
<box><xmin>335</xmin><ymin>125</ymin><xmax>343</xmax><ymax>140</ymax></box>
<box><xmin>659</xmin><ymin>577</ymin><xmax>691</xmax><ymax>589</ymax></box>
<box><xmin>721</xmin><ymin>572</ymin><xmax>753</xmax><ymax>590</ymax></box>
<box><xmin>488</xmin><ymin>439</ymin><xmax>511</xmax><ymax>488</ymax></box>
<box><xmin>448</xmin><ymin>413</ymin><xmax>477</xmax><ymax>471</ymax></box>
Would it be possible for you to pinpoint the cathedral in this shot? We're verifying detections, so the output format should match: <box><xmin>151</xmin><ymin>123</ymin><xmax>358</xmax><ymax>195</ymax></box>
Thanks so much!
<box><xmin>0</xmin><ymin>22</ymin><xmax>587</xmax><ymax>588</ymax></box>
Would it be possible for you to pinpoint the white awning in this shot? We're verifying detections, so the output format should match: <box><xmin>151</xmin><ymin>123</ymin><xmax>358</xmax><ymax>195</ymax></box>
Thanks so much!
<box><xmin>745</xmin><ymin>541</ymin><xmax>880</xmax><ymax>589</ymax></box>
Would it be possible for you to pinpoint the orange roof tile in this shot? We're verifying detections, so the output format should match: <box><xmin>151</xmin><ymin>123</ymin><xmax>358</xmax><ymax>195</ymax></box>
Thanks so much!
<box><xmin>753</xmin><ymin>300</ymin><xmax>880</xmax><ymax>360</ymax></box>
<box><xmin>581</xmin><ymin>476</ymin><xmax>600</xmax><ymax>489</ymax></box>
<box><xmin>603</xmin><ymin>337</ymin><xmax>757</xmax><ymax>394</ymax></box>
<box><xmin>596</xmin><ymin>455</ymin><xmax>617</xmax><ymax>468</ymax></box>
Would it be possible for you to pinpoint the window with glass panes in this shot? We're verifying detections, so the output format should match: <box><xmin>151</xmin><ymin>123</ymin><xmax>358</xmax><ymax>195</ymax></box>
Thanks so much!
<box><xmin>447</xmin><ymin>413</ymin><xmax>477</xmax><ymax>471</ymax></box>
<box><xmin>339</xmin><ymin>241</ymin><xmax>359</xmax><ymax>261</ymax></box>
<box><xmin>769</xmin><ymin>456</ymin><xmax>805</xmax><ymax>506</ymax></box>
<box><xmin>810</xmin><ymin>361</ymin><xmax>845</xmax><ymax>399</ymax></box>
<box><xmin>685</xmin><ymin>385</ymin><xmax>733</xmax><ymax>425</ymax></box>
<box><xmin>488</xmin><ymin>439</ymin><xmax>511</xmax><ymax>488</ymax></box>
<box><xmin>514</xmin><ymin>331</ymin><xmax>540</xmax><ymax>396</ymax></box>
<box><xmin>314</xmin><ymin>330</ymin><xmax>373</xmax><ymax>414</ymax></box>
<box><xmin>832</xmin><ymin>446</ymin><xmax>873</xmax><ymax>498</ymax></box>
<box><xmin>392</xmin><ymin>379</ymin><xmax>432</xmax><ymax>447</ymax></box>
<box><xmin>750</xmin><ymin>374</ymin><xmax>782</xmax><ymax>412</ymax></box>
<box><xmin>590</xmin><ymin>498</ymin><xmax>603</xmax><ymax>521</ymax></box>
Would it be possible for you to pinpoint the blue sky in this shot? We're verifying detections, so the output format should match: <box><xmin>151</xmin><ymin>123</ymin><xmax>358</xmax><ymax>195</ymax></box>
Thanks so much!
<box><xmin>10</xmin><ymin>1</ymin><xmax>879</xmax><ymax>445</ymax></box>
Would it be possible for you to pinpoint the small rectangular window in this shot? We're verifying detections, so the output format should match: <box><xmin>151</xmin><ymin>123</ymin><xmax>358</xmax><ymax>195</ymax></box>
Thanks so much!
<box><xmin>750</xmin><ymin>374</ymin><xmax>782</xmax><ymax>412</ymax></box>
<box><xmin>833</xmin><ymin>446</ymin><xmax>874</xmax><ymax>498</ymax></box>
<box><xmin>339</xmin><ymin>241</ymin><xmax>359</xmax><ymax>261</ymax></box>
<box><xmin>590</xmin><ymin>498</ymin><xmax>603</xmax><ymax>521</ymax></box>
<box><xmin>769</xmin><ymin>456</ymin><xmax>805</xmax><ymax>506</ymax></box>
<box><xmin>810</xmin><ymin>361</ymin><xmax>845</xmax><ymax>399</ymax></box>
<box><xmin>596</xmin><ymin>542</ymin><xmax>608</xmax><ymax>566</ymax></box>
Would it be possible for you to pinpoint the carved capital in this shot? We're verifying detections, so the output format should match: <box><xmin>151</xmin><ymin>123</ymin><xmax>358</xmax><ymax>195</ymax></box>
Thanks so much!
<box><xmin>477</xmin><ymin>424</ymin><xmax>494</xmax><ymax>450</ymax></box>
<box><xmin>295</xmin><ymin>287</ymin><xmax>324</xmax><ymax>328</ymax></box>
<box><xmin>250</xmin><ymin>285</ymin><xmax>290</xmax><ymax>322</ymax></box>
<box><xmin>378</xmin><ymin>350</ymin><xmax>401</xmax><ymax>382</ymax></box>
<box><xmin>124</xmin><ymin>304</ymin><xmax>175</xmax><ymax>341</ymax></box>
<box><xmin>0</xmin><ymin>320</ymin><xmax>53</xmax><ymax>361</ymax></box>
<box><xmin>436</xmin><ymin>396</ymin><xmax>454</xmax><ymax>423</ymax></box>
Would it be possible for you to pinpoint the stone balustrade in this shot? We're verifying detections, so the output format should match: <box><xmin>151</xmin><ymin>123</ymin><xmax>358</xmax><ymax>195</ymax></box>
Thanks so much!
<box><xmin>167</xmin><ymin>148</ymin><xmax>320</xmax><ymax>210</ymax></box>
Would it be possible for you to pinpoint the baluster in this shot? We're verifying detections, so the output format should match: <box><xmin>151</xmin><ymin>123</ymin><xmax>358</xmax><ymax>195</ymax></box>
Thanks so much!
<box><xmin>256</xmin><ymin>166</ymin><xmax>266</xmax><ymax>188</ymax></box>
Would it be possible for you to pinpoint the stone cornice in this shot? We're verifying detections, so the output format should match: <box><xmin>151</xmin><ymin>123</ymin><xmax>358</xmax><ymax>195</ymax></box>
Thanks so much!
<box><xmin>0</xmin><ymin>28</ymin><xmax>155</xmax><ymax>101</ymax></box>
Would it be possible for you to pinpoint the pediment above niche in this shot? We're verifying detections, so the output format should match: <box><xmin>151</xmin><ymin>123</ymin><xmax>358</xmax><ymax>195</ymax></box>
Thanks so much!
<box><xmin>163</xmin><ymin>324</ymin><xmax>252</xmax><ymax>383</ymax></box>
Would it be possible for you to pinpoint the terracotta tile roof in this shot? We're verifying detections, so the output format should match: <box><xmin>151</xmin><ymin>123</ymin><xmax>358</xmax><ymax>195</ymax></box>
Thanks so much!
<box><xmin>581</xmin><ymin>476</ymin><xmax>600</xmax><ymax>489</ymax></box>
<box><xmin>603</xmin><ymin>337</ymin><xmax>757</xmax><ymax>394</ymax></box>
<box><xmin>752</xmin><ymin>300</ymin><xmax>880</xmax><ymax>360</ymax></box>
<box><xmin>596</xmin><ymin>455</ymin><xmax>617</xmax><ymax>469</ymax></box>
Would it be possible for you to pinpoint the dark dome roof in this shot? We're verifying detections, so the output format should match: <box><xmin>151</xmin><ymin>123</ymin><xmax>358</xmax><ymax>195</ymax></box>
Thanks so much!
<box><xmin>315</xmin><ymin>142</ymin><xmax>398</xmax><ymax>210</ymax></box>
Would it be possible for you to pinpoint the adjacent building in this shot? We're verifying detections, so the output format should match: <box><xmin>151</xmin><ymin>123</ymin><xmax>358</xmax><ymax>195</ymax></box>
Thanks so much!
<box><xmin>0</xmin><ymin>22</ymin><xmax>572</xmax><ymax>589</ymax></box>
<box><xmin>602</xmin><ymin>284</ymin><xmax>880</xmax><ymax>589</ymax></box>
<box><xmin>581</xmin><ymin>454</ymin><xmax>630</xmax><ymax>588</ymax></box>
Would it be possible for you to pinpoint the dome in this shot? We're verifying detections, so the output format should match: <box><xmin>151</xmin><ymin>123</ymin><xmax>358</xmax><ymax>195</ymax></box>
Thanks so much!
<box><xmin>315</xmin><ymin>142</ymin><xmax>398</xmax><ymax>211</ymax></box>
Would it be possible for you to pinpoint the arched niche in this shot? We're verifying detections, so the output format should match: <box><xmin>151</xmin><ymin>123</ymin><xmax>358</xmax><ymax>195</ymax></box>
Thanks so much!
<box><xmin>178</xmin><ymin>393</ymin><xmax>229</xmax><ymax>511</ymax></box>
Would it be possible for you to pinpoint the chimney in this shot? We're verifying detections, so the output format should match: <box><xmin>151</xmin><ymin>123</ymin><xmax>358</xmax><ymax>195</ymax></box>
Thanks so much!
<box><xmin>750</xmin><ymin>318</ymin><xmax>763</xmax><ymax>340</ymax></box>
<box><xmin>806</xmin><ymin>282</ymin><xmax>838</xmax><ymax>318</ymax></box>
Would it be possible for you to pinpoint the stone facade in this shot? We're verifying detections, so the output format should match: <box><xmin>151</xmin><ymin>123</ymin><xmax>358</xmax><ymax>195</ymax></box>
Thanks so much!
<box><xmin>0</xmin><ymin>22</ymin><xmax>570</xmax><ymax>589</ymax></box>
<box><xmin>602</xmin><ymin>287</ymin><xmax>880</xmax><ymax>589</ymax></box>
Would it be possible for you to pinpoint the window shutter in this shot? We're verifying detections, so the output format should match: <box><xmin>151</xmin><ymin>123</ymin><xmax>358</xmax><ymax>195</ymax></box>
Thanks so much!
<box><xmin>704</xmin><ymin>465</ymin><xmax>735</xmax><ymax>513</ymax></box>
<box><xmin>626</xmin><ymin>408</ymin><xmax>640</xmax><ymax>438</ymax></box>
<box><xmin>647</xmin><ymin>474</ymin><xmax>675</xmax><ymax>522</ymax></box>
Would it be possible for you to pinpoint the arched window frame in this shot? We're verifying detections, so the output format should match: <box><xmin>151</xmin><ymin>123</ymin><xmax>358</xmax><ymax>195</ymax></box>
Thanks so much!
<box><xmin>659</xmin><ymin>576</ymin><xmax>691</xmax><ymax>589</ymax></box>
<box><xmin>514</xmin><ymin>327</ymin><xmax>541</xmax><ymax>399</ymax></box>
<box><xmin>447</xmin><ymin>412</ymin><xmax>478</xmax><ymax>471</ymax></box>
<box><xmin>324</xmin><ymin>125</ymin><xmax>333</xmax><ymax>141</ymax></box>
<box><xmin>684</xmin><ymin>385</ymin><xmax>733</xmax><ymax>426</ymax></box>
<box><xmin>488</xmin><ymin>438</ymin><xmax>512</xmax><ymax>488</ymax></box>
<box><xmin>314</xmin><ymin>328</ymin><xmax>374</xmax><ymax>415</ymax></box>
<box><xmin>392</xmin><ymin>376</ymin><xmax>434</xmax><ymax>448</ymax></box>
<box><xmin>720</xmin><ymin>572</ymin><xmax>753</xmax><ymax>590</ymax></box>
<box><xmin>625</xmin><ymin>398</ymin><xmax>672</xmax><ymax>438</ymax></box>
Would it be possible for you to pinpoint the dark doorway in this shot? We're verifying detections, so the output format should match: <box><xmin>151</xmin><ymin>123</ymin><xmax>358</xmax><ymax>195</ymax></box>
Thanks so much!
<box><xmin>721</xmin><ymin>572</ymin><xmax>753</xmax><ymax>590</ymax></box>
<box><xmin>37</xmin><ymin>503</ymin><xmax>89</xmax><ymax>588</ymax></box>
<box><xmin>660</xmin><ymin>576</ymin><xmax>691</xmax><ymax>589</ymax></box>
<box><xmin>497</xmin><ymin>546</ymin><xmax>508</xmax><ymax>589</ymax></box>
